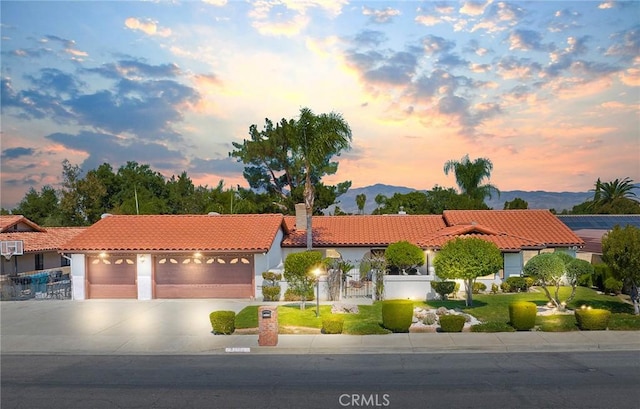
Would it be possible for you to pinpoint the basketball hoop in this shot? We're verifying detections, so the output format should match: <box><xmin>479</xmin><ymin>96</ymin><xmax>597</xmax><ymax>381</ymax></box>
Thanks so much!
<box><xmin>4</xmin><ymin>248</ymin><xmax>14</xmax><ymax>261</ymax></box>
<box><xmin>1</xmin><ymin>240</ymin><xmax>23</xmax><ymax>261</ymax></box>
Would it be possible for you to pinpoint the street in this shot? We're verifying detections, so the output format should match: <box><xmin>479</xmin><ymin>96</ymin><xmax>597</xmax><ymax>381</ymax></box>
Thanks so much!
<box><xmin>2</xmin><ymin>351</ymin><xmax>638</xmax><ymax>409</ymax></box>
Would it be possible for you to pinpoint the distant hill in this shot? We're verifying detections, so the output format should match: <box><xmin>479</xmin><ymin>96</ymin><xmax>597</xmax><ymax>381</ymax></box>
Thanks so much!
<box><xmin>330</xmin><ymin>184</ymin><xmax>594</xmax><ymax>215</ymax></box>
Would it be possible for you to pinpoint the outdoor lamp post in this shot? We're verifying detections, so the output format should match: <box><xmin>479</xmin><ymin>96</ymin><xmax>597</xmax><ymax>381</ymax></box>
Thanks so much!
<box><xmin>314</xmin><ymin>268</ymin><xmax>321</xmax><ymax>318</ymax></box>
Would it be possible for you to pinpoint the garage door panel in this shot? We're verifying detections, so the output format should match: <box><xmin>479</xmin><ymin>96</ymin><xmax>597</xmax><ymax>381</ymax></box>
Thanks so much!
<box><xmin>87</xmin><ymin>256</ymin><xmax>137</xmax><ymax>299</ymax></box>
<box><xmin>154</xmin><ymin>255</ymin><xmax>254</xmax><ymax>298</ymax></box>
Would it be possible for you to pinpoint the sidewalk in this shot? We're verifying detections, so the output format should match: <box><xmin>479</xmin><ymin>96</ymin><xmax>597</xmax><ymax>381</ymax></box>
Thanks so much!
<box><xmin>2</xmin><ymin>300</ymin><xmax>639</xmax><ymax>355</ymax></box>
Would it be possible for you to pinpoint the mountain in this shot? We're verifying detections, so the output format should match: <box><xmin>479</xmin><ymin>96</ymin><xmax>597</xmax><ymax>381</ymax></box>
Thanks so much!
<box><xmin>330</xmin><ymin>184</ymin><xmax>593</xmax><ymax>215</ymax></box>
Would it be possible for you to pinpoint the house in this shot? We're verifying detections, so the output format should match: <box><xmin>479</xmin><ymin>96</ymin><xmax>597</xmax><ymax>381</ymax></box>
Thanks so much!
<box><xmin>556</xmin><ymin>214</ymin><xmax>640</xmax><ymax>264</ymax></box>
<box><xmin>0</xmin><ymin>215</ymin><xmax>85</xmax><ymax>276</ymax></box>
<box><xmin>60</xmin><ymin>209</ymin><xmax>584</xmax><ymax>301</ymax></box>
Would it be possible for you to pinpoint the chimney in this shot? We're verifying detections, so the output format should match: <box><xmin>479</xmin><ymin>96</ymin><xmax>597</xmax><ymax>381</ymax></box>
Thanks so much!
<box><xmin>295</xmin><ymin>203</ymin><xmax>307</xmax><ymax>231</ymax></box>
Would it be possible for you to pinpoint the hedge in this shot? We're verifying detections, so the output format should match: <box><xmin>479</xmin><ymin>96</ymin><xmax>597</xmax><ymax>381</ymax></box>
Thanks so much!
<box><xmin>381</xmin><ymin>300</ymin><xmax>414</xmax><ymax>333</ymax></box>
<box><xmin>209</xmin><ymin>311</ymin><xmax>236</xmax><ymax>335</ymax></box>
<box><xmin>508</xmin><ymin>301</ymin><xmax>537</xmax><ymax>331</ymax></box>
<box><xmin>575</xmin><ymin>308</ymin><xmax>611</xmax><ymax>330</ymax></box>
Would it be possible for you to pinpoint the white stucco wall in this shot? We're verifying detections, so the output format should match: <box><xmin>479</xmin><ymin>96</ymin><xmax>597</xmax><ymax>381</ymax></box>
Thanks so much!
<box><xmin>383</xmin><ymin>275</ymin><xmax>434</xmax><ymax>301</ymax></box>
<box><xmin>70</xmin><ymin>253</ymin><xmax>86</xmax><ymax>300</ymax></box>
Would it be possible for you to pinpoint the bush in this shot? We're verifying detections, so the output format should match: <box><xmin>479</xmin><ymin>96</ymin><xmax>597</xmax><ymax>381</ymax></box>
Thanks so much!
<box><xmin>432</xmin><ymin>281</ymin><xmax>456</xmax><ymax>300</ymax></box>
<box><xmin>604</xmin><ymin>277</ymin><xmax>623</xmax><ymax>295</ymax></box>
<box><xmin>472</xmin><ymin>282</ymin><xmax>487</xmax><ymax>294</ymax></box>
<box><xmin>385</xmin><ymin>241</ymin><xmax>424</xmax><ymax>274</ymax></box>
<box><xmin>505</xmin><ymin>277</ymin><xmax>528</xmax><ymax>292</ymax></box>
<box><xmin>508</xmin><ymin>301</ymin><xmax>537</xmax><ymax>331</ymax></box>
<box><xmin>422</xmin><ymin>312</ymin><xmax>437</xmax><ymax>325</ymax></box>
<box><xmin>381</xmin><ymin>300</ymin><xmax>414</xmax><ymax>332</ymax></box>
<box><xmin>322</xmin><ymin>315</ymin><xmax>345</xmax><ymax>334</ymax></box>
<box><xmin>575</xmin><ymin>308</ymin><xmax>611</xmax><ymax>330</ymax></box>
<box><xmin>209</xmin><ymin>311</ymin><xmax>236</xmax><ymax>335</ymax></box>
<box><xmin>262</xmin><ymin>271</ymin><xmax>282</xmax><ymax>284</ymax></box>
<box><xmin>500</xmin><ymin>282</ymin><xmax>510</xmax><ymax>293</ymax></box>
<box><xmin>593</xmin><ymin>263</ymin><xmax>613</xmax><ymax>291</ymax></box>
<box><xmin>491</xmin><ymin>283</ymin><xmax>499</xmax><ymax>294</ymax></box>
<box><xmin>262</xmin><ymin>286</ymin><xmax>281</xmax><ymax>301</ymax></box>
<box><xmin>284</xmin><ymin>287</ymin><xmax>315</xmax><ymax>302</ymax></box>
<box><xmin>439</xmin><ymin>314</ymin><xmax>466</xmax><ymax>332</ymax></box>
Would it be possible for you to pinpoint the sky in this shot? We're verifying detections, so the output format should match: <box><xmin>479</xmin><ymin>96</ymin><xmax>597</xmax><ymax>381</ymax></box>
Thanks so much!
<box><xmin>1</xmin><ymin>0</ymin><xmax>639</xmax><ymax>210</ymax></box>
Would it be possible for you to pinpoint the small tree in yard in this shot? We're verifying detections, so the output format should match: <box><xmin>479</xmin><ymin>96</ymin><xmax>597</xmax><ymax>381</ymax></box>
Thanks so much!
<box><xmin>433</xmin><ymin>237</ymin><xmax>503</xmax><ymax>307</ymax></box>
<box><xmin>385</xmin><ymin>241</ymin><xmax>425</xmax><ymax>275</ymax></box>
<box><xmin>284</xmin><ymin>251</ymin><xmax>324</xmax><ymax>310</ymax></box>
<box><xmin>523</xmin><ymin>253</ymin><xmax>578</xmax><ymax>309</ymax></box>
<box><xmin>602</xmin><ymin>225</ymin><xmax>640</xmax><ymax>315</ymax></box>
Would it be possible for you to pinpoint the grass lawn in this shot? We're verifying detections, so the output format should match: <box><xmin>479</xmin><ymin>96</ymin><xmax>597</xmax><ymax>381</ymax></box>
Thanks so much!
<box><xmin>233</xmin><ymin>287</ymin><xmax>640</xmax><ymax>334</ymax></box>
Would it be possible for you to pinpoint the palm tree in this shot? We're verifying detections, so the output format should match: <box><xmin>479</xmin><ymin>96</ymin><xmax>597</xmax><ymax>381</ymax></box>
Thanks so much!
<box><xmin>443</xmin><ymin>154</ymin><xmax>500</xmax><ymax>203</ymax></box>
<box><xmin>356</xmin><ymin>193</ymin><xmax>366</xmax><ymax>215</ymax></box>
<box><xmin>296</xmin><ymin>107</ymin><xmax>352</xmax><ymax>249</ymax></box>
<box><xmin>591</xmin><ymin>177</ymin><xmax>637</xmax><ymax>205</ymax></box>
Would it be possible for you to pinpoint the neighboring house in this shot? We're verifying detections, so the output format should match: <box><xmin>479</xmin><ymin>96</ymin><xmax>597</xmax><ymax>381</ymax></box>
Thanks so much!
<box><xmin>556</xmin><ymin>215</ymin><xmax>640</xmax><ymax>264</ymax></box>
<box><xmin>0</xmin><ymin>215</ymin><xmax>84</xmax><ymax>276</ymax></box>
<box><xmin>60</xmin><ymin>209</ymin><xmax>584</xmax><ymax>301</ymax></box>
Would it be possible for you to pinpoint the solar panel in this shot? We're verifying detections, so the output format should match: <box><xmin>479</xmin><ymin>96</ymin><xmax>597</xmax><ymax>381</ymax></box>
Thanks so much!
<box><xmin>557</xmin><ymin>215</ymin><xmax>640</xmax><ymax>230</ymax></box>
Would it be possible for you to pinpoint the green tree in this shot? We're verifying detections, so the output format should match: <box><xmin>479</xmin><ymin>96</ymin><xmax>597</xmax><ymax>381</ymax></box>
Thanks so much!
<box><xmin>13</xmin><ymin>185</ymin><xmax>60</xmax><ymax>226</ymax></box>
<box><xmin>504</xmin><ymin>197</ymin><xmax>528</xmax><ymax>209</ymax></box>
<box><xmin>284</xmin><ymin>251</ymin><xmax>324</xmax><ymax>310</ymax></box>
<box><xmin>356</xmin><ymin>193</ymin><xmax>366</xmax><ymax>215</ymax></box>
<box><xmin>384</xmin><ymin>241</ymin><xmax>425</xmax><ymax>275</ymax></box>
<box><xmin>433</xmin><ymin>237</ymin><xmax>503</xmax><ymax>307</ymax></box>
<box><xmin>296</xmin><ymin>107</ymin><xmax>352</xmax><ymax>249</ymax></box>
<box><xmin>229</xmin><ymin>109</ymin><xmax>352</xmax><ymax>229</ymax></box>
<box><xmin>112</xmin><ymin>161</ymin><xmax>168</xmax><ymax>215</ymax></box>
<box><xmin>443</xmin><ymin>154</ymin><xmax>500</xmax><ymax>203</ymax></box>
<box><xmin>166</xmin><ymin>171</ymin><xmax>197</xmax><ymax>214</ymax></box>
<box><xmin>523</xmin><ymin>253</ymin><xmax>572</xmax><ymax>308</ymax></box>
<box><xmin>602</xmin><ymin>225</ymin><xmax>640</xmax><ymax>314</ymax></box>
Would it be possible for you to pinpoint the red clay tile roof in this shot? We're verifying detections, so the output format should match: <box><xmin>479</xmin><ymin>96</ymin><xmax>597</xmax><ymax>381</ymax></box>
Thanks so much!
<box><xmin>417</xmin><ymin>224</ymin><xmax>544</xmax><ymax>252</ymax></box>
<box><xmin>443</xmin><ymin>210</ymin><xmax>584</xmax><ymax>248</ymax></box>
<box><xmin>282</xmin><ymin>215</ymin><xmax>447</xmax><ymax>247</ymax></box>
<box><xmin>59</xmin><ymin>214</ymin><xmax>285</xmax><ymax>253</ymax></box>
<box><xmin>0</xmin><ymin>215</ymin><xmax>46</xmax><ymax>233</ymax></box>
<box><xmin>1</xmin><ymin>227</ymin><xmax>85</xmax><ymax>253</ymax></box>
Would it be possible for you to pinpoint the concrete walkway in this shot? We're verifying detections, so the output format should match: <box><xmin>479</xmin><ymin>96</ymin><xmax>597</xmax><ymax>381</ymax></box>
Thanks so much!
<box><xmin>2</xmin><ymin>300</ymin><xmax>639</xmax><ymax>355</ymax></box>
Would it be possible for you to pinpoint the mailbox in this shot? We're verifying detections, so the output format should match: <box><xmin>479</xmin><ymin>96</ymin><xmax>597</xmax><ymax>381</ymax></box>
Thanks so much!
<box><xmin>258</xmin><ymin>306</ymin><xmax>278</xmax><ymax>346</ymax></box>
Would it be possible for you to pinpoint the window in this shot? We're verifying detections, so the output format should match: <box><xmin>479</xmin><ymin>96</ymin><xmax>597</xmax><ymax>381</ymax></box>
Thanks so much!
<box><xmin>60</xmin><ymin>255</ymin><xmax>70</xmax><ymax>267</ymax></box>
<box><xmin>35</xmin><ymin>253</ymin><xmax>44</xmax><ymax>270</ymax></box>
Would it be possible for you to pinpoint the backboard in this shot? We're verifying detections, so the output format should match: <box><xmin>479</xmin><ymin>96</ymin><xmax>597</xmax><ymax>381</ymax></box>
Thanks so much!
<box><xmin>1</xmin><ymin>240</ymin><xmax>24</xmax><ymax>260</ymax></box>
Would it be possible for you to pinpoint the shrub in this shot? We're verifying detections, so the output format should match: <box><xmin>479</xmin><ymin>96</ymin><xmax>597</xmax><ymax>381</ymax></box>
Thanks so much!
<box><xmin>422</xmin><ymin>312</ymin><xmax>437</xmax><ymax>325</ymax></box>
<box><xmin>262</xmin><ymin>286</ymin><xmax>281</xmax><ymax>301</ymax></box>
<box><xmin>322</xmin><ymin>315</ymin><xmax>345</xmax><ymax>334</ymax></box>
<box><xmin>439</xmin><ymin>314</ymin><xmax>466</xmax><ymax>332</ymax></box>
<box><xmin>575</xmin><ymin>308</ymin><xmax>611</xmax><ymax>330</ymax></box>
<box><xmin>524</xmin><ymin>277</ymin><xmax>535</xmax><ymax>288</ymax></box>
<box><xmin>491</xmin><ymin>283</ymin><xmax>499</xmax><ymax>294</ymax></box>
<box><xmin>432</xmin><ymin>281</ymin><xmax>456</xmax><ymax>300</ymax></box>
<box><xmin>381</xmin><ymin>300</ymin><xmax>414</xmax><ymax>332</ymax></box>
<box><xmin>505</xmin><ymin>277</ymin><xmax>528</xmax><ymax>292</ymax></box>
<box><xmin>385</xmin><ymin>241</ymin><xmax>424</xmax><ymax>274</ymax></box>
<box><xmin>604</xmin><ymin>277</ymin><xmax>623</xmax><ymax>295</ymax></box>
<box><xmin>209</xmin><ymin>311</ymin><xmax>236</xmax><ymax>335</ymax></box>
<box><xmin>508</xmin><ymin>301</ymin><xmax>537</xmax><ymax>331</ymax></box>
<box><xmin>283</xmin><ymin>287</ymin><xmax>315</xmax><ymax>302</ymax></box>
<box><xmin>500</xmin><ymin>282</ymin><xmax>510</xmax><ymax>293</ymax></box>
<box><xmin>593</xmin><ymin>263</ymin><xmax>613</xmax><ymax>291</ymax></box>
<box><xmin>472</xmin><ymin>282</ymin><xmax>487</xmax><ymax>294</ymax></box>
<box><xmin>262</xmin><ymin>271</ymin><xmax>282</xmax><ymax>284</ymax></box>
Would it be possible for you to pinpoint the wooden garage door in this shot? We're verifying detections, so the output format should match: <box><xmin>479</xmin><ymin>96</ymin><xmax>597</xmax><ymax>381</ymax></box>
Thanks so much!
<box><xmin>154</xmin><ymin>255</ymin><xmax>254</xmax><ymax>298</ymax></box>
<box><xmin>87</xmin><ymin>255</ymin><xmax>137</xmax><ymax>299</ymax></box>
